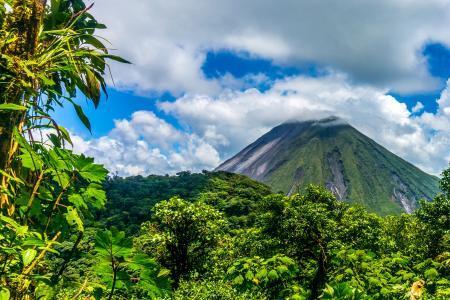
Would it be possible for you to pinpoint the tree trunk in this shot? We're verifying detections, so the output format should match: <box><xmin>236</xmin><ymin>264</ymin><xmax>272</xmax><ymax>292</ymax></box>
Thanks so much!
<box><xmin>170</xmin><ymin>241</ymin><xmax>188</xmax><ymax>288</ymax></box>
<box><xmin>310</xmin><ymin>243</ymin><xmax>328</xmax><ymax>300</ymax></box>
<box><xmin>52</xmin><ymin>231</ymin><xmax>84</xmax><ymax>283</ymax></box>
<box><xmin>0</xmin><ymin>0</ymin><xmax>46</xmax><ymax>213</ymax></box>
<box><xmin>109</xmin><ymin>266</ymin><xmax>117</xmax><ymax>300</ymax></box>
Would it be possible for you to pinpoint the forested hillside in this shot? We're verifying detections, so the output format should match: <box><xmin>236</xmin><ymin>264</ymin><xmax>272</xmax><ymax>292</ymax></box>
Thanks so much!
<box><xmin>99</xmin><ymin>171</ymin><xmax>272</xmax><ymax>233</ymax></box>
<box><xmin>54</xmin><ymin>170</ymin><xmax>450</xmax><ymax>299</ymax></box>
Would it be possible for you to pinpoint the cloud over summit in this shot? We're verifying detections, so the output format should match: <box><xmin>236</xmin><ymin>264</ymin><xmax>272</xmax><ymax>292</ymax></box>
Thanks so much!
<box><xmin>74</xmin><ymin>75</ymin><xmax>450</xmax><ymax>176</ymax></box>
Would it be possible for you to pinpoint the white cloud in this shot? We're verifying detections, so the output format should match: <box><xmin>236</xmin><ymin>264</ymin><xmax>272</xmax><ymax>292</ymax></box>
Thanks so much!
<box><xmin>93</xmin><ymin>0</ymin><xmax>450</xmax><ymax>95</ymax></box>
<box><xmin>72</xmin><ymin>111</ymin><xmax>220</xmax><ymax>176</ymax></box>
<box><xmin>73</xmin><ymin>74</ymin><xmax>450</xmax><ymax>176</ymax></box>
<box><xmin>159</xmin><ymin>74</ymin><xmax>450</xmax><ymax>175</ymax></box>
<box><xmin>110</xmin><ymin>111</ymin><xmax>182</xmax><ymax>148</ymax></box>
<box><xmin>412</xmin><ymin>101</ymin><xmax>425</xmax><ymax>113</ymax></box>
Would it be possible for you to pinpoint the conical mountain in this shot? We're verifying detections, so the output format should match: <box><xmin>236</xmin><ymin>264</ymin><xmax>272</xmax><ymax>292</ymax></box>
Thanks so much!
<box><xmin>216</xmin><ymin>117</ymin><xmax>440</xmax><ymax>215</ymax></box>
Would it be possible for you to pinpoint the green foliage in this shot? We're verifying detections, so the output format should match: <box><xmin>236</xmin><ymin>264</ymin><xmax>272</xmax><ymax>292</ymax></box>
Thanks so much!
<box><xmin>94</xmin><ymin>229</ymin><xmax>170</xmax><ymax>299</ymax></box>
<box><xmin>17</xmin><ymin>144</ymin><xmax>108</xmax><ymax>234</ymax></box>
<box><xmin>321</xmin><ymin>283</ymin><xmax>367</xmax><ymax>300</ymax></box>
<box><xmin>173</xmin><ymin>279</ymin><xmax>268</xmax><ymax>300</ymax></box>
<box><xmin>100</xmin><ymin>172</ymin><xmax>211</xmax><ymax>234</ymax></box>
<box><xmin>440</xmin><ymin>166</ymin><xmax>450</xmax><ymax>197</ymax></box>
<box><xmin>0</xmin><ymin>214</ymin><xmax>60</xmax><ymax>297</ymax></box>
<box><xmin>2</xmin><ymin>161</ymin><xmax>448</xmax><ymax>299</ymax></box>
<box><xmin>96</xmin><ymin>172</ymin><xmax>450</xmax><ymax>299</ymax></box>
<box><xmin>328</xmin><ymin>248</ymin><xmax>413</xmax><ymax>299</ymax></box>
<box><xmin>226</xmin><ymin>254</ymin><xmax>304</xmax><ymax>299</ymax></box>
<box><xmin>380</xmin><ymin>214</ymin><xmax>427</xmax><ymax>259</ymax></box>
<box><xmin>0</xmin><ymin>0</ymin><xmax>129</xmax><ymax>297</ymax></box>
<box><xmin>416</xmin><ymin>195</ymin><xmax>450</xmax><ymax>257</ymax></box>
<box><xmin>337</xmin><ymin>206</ymin><xmax>383</xmax><ymax>251</ymax></box>
<box><xmin>135</xmin><ymin>197</ymin><xmax>226</xmax><ymax>285</ymax></box>
<box><xmin>198</xmin><ymin>171</ymin><xmax>272</xmax><ymax>228</ymax></box>
<box><xmin>100</xmin><ymin>171</ymin><xmax>271</xmax><ymax>234</ymax></box>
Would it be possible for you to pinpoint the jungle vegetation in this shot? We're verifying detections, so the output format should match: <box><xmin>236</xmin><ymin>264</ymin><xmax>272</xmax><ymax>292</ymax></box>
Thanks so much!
<box><xmin>1</xmin><ymin>1</ymin><xmax>450</xmax><ymax>299</ymax></box>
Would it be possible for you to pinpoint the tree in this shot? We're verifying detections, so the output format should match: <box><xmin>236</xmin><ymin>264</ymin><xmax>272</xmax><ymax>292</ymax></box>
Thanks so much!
<box><xmin>0</xmin><ymin>0</ymin><xmax>47</xmax><ymax>183</ymax></box>
<box><xmin>256</xmin><ymin>186</ymin><xmax>387</xmax><ymax>299</ymax></box>
<box><xmin>256</xmin><ymin>186</ymin><xmax>346</xmax><ymax>299</ymax></box>
<box><xmin>0</xmin><ymin>0</ymin><xmax>126</xmax><ymax>211</ymax></box>
<box><xmin>381</xmin><ymin>214</ymin><xmax>427</xmax><ymax>260</ymax></box>
<box><xmin>413</xmin><ymin>166</ymin><xmax>450</xmax><ymax>258</ymax></box>
<box><xmin>336</xmin><ymin>205</ymin><xmax>383</xmax><ymax>252</ymax></box>
<box><xmin>135</xmin><ymin>197</ymin><xmax>226</xmax><ymax>286</ymax></box>
<box><xmin>415</xmin><ymin>194</ymin><xmax>450</xmax><ymax>257</ymax></box>
<box><xmin>282</xmin><ymin>187</ymin><xmax>346</xmax><ymax>299</ymax></box>
<box><xmin>0</xmin><ymin>0</ymin><xmax>128</xmax><ymax>296</ymax></box>
<box><xmin>440</xmin><ymin>165</ymin><xmax>450</xmax><ymax>197</ymax></box>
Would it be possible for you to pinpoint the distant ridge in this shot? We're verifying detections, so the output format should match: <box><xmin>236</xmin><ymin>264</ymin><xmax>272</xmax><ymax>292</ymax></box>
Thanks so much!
<box><xmin>216</xmin><ymin>117</ymin><xmax>440</xmax><ymax>215</ymax></box>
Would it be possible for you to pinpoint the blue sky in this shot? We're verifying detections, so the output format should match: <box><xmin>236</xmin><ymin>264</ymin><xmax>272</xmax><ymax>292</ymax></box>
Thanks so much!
<box><xmin>55</xmin><ymin>50</ymin><xmax>316</xmax><ymax>138</ymax></box>
<box><xmin>63</xmin><ymin>0</ymin><xmax>450</xmax><ymax>176</ymax></box>
<box><xmin>392</xmin><ymin>43</ymin><xmax>450</xmax><ymax>114</ymax></box>
<box><xmin>56</xmin><ymin>43</ymin><xmax>450</xmax><ymax>137</ymax></box>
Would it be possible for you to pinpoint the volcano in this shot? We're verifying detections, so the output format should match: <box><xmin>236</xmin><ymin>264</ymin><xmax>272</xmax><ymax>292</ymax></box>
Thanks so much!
<box><xmin>216</xmin><ymin>117</ymin><xmax>440</xmax><ymax>215</ymax></box>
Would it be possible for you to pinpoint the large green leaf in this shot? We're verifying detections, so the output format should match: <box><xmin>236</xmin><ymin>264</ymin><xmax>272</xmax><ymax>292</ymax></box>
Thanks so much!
<box><xmin>79</xmin><ymin>162</ymin><xmax>108</xmax><ymax>183</ymax></box>
<box><xmin>57</xmin><ymin>125</ymin><xmax>73</xmax><ymax>146</ymax></box>
<box><xmin>65</xmin><ymin>206</ymin><xmax>84</xmax><ymax>232</ymax></box>
<box><xmin>0</xmin><ymin>103</ymin><xmax>27</xmax><ymax>111</ymax></box>
<box><xmin>95</xmin><ymin>230</ymin><xmax>113</xmax><ymax>254</ymax></box>
<box><xmin>84</xmin><ymin>184</ymin><xmax>107</xmax><ymax>208</ymax></box>
<box><xmin>20</xmin><ymin>151</ymin><xmax>44</xmax><ymax>171</ymax></box>
<box><xmin>95</xmin><ymin>229</ymin><xmax>132</xmax><ymax>258</ymax></box>
<box><xmin>129</xmin><ymin>254</ymin><xmax>158</xmax><ymax>270</ymax></box>
<box><xmin>0</xmin><ymin>287</ymin><xmax>10</xmax><ymax>300</ymax></box>
<box><xmin>22</xmin><ymin>248</ymin><xmax>37</xmax><ymax>267</ymax></box>
<box><xmin>72</xmin><ymin>103</ymin><xmax>91</xmax><ymax>132</ymax></box>
<box><xmin>103</xmin><ymin>54</ymin><xmax>131</xmax><ymax>64</ymax></box>
<box><xmin>68</xmin><ymin>194</ymin><xmax>87</xmax><ymax>210</ymax></box>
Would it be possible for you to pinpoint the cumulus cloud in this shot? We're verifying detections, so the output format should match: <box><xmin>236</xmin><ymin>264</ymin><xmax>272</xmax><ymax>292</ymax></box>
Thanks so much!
<box><xmin>412</xmin><ymin>102</ymin><xmax>425</xmax><ymax>113</ymax></box>
<box><xmin>72</xmin><ymin>111</ymin><xmax>220</xmax><ymax>176</ymax></box>
<box><xmin>73</xmin><ymin>75</ymin><xmax>450</xmax><ymax>176</ymax></box>
<box><xmin>93</xmin><ymin>0</ymin><xmax>450</xmax><ymax>95</ymax></box>
<box><xmin>159</xmin><ymin>74</ymin><xmax>450</xmax><ymax>175</ymax></box>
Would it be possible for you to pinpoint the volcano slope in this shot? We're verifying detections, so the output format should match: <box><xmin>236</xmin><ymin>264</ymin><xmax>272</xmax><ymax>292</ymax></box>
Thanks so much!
<box><xmin>217</xmin><ymin>117</ymin><xmax>440</xmax><ymax>215</ymax></box>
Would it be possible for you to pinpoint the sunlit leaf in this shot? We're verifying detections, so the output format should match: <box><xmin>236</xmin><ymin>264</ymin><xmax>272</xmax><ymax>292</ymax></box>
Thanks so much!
<box><xmin>72</xmin><ymin>103</ymin><xmax>91</xmax><ymax>132</ymax></box>
<box><xmin>22</xmin><ymin>249</ymin><xmax>37</xmax><ymax>267</ymax></box>
<box><xmin>0</xmin><ymin>103</ymin><xmax>27</xmax><ymax>111</ymax></box>
<box><xmin>78</xmin><ymin>161</ymin><xmax>108</xmax><ymax>183</ymax></box>
<box><xmin>20</xmin><ymin>150</ymin><xmax>44</xmax><ymax>171</ymax></box>
<box><xmin>65</xmin><ymin>206</ymin><xmax>84</xmax><ymax>232</ymax></box>
<box><xmin>0</xmin><ymin>287</ymin><xmax>10</xmax><ymax>300</ymax></box>
<box><xmin>103</xmin><ymin>54</ymin><xmax>131</xmax><ymax>64</ymax></box>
